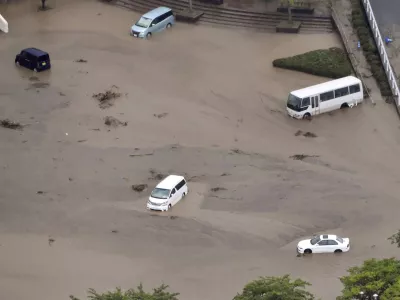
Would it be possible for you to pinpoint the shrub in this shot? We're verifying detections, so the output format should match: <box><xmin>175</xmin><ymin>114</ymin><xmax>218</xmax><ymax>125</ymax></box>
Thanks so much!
<box><xmin>351</xmin><ymin>0</ymin><xmax>392</xmax><ymax>97</ymax></box>
<box><xmin>272</xmin><ymin>47</ymin><xmax>352</xmax><ymax>79</ymax></box>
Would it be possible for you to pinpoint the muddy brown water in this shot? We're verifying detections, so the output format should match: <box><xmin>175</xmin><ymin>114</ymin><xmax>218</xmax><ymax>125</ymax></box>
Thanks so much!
<box><xmin>1</xmin><ymin>1</ymin><xmax>400</xmax><ymax>300</ymax></box>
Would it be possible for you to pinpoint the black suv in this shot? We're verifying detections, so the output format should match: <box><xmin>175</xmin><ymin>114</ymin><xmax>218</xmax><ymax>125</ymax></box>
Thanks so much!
<box><xmin>15</xmin><ymin>48</ymin><xmax>51</xmax><ymax>72</ymax></box>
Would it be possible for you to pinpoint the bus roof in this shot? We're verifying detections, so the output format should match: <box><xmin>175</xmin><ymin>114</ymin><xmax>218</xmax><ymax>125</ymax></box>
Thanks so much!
<box><xmin>291</xmin><ymin>76</ymin><xmax>361</xmax><ymax>99</ymax></box>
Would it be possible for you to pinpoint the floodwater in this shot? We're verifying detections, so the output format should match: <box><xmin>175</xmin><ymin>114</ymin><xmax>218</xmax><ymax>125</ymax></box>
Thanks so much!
<box><xmin>0</xmin><ymin>1</ymin><xmax>400</xmax><ymax>300</ymax></box>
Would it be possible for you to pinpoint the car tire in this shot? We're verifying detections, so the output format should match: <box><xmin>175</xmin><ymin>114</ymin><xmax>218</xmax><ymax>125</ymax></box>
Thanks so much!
<box><xmin>15</xmin><ymin>60</ymin><xmax>20</xmax><ymax>66</ymax></box>
<box><xmin>334</xmin><ymin>249</ymin><xmax>342</xmax><ymax>253</ymax></box>
<box><xmin>303</xmin><ymin>113</ymin><xmax>311</xmax><ymax>120</ymax></box>
<box><xmin>304</xmin><ymin>249</ymin><xmax>312</xmax><ymax>254</ymax></box>
<box><xmin>168</xmin><ymin>204</ymin><xmax>172</xmax><ymax>211</ymax></box>
<box><xmin>166</xmin><ymin>23</ymin><xmax>172</xmax><ymax>29</ymax></box>
<box><xmin>340</xmin><ymin>103</ymin><xmax>349</xmax><ymax>109</ymax></box>
<box><xmin>182</xmin><ymin>192</ymin><xmax>186</xmax><ymax>198</ymax></box>
<box><xmin>146</xmin><ymin>33</ymin><xmax>152</xmax><ymax>39</ymax></box>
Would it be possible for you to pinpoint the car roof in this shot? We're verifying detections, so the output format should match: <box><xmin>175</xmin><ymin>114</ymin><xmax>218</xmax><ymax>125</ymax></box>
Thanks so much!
<box><xmin>23</xmin><ymin>47</ymin><xmax>49</xmax><ymax>57</ymax></box>
<box><xmin>142</xmin><ymin>6</ymin><xmax>172</xmax><ymax>19</ymax></box>
<box><xmin>319</xmin><ymin>234</ymin><xmax>338</xmax><ymax>240</ymax></box>
<box><xmin>291</xmin><ymin>76</ymin><xmax>361</xmax><ymax>99</ymax></box>
<box><xmin>156</xmin><ymin>175</ymin><xmax>185</xmax><ymax>189</ymax></box>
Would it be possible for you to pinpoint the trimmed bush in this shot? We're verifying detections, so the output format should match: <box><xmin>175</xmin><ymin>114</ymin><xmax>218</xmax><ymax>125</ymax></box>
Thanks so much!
<box><xmin>351</xmin><ymin>0</ymin><xmax>392</xmax><ymax>96</ymax></box>
<box><xmin>272</xmin><ymin>47</ymin><xmax>352</xmax><ymax>79</ymax></box>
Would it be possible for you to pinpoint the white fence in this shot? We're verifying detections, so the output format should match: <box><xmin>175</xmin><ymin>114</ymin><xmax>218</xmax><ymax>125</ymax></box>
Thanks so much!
<box><xmin>0</xmin><ymin>13</ymin><xmax>8</xmax><ymax>33</ymax></box>
<box><xmin>362</xmin><ymin>0</ymin><xmax>399</xmax><ymax>106</ymax></box>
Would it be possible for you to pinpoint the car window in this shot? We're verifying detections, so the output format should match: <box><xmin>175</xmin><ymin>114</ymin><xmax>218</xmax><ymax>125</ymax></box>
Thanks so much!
<box><xmin>318</xmin><ymin>240</ymin><xmax>329</xmax><ymax>246</ymax></box>
<box><xmin>152</xmin><ymin>17</ymin><xmax>161</xmax><ymax>25</ymax></box>
<box><xmin>171</xmin><ymin>188</ymin><xmax>176</xmax><ymax>195</ymax></box>
<box><xmin>175</xmin><ymin>180</ymin><xmax>185</xmax><ymax>191</ymax></box>
<box><xmin>310</xmin><ymin>236</ymin><xmax>321</xmax><ymax>245</ymax></box>
<box><xmin>328</xmin><ymin>240</ymin><xmax>338</xmax><ymax>245</ymax></box>
<box><xmin>336</xmin><ymin>236</ymin><xmax>344</xmax><ymax>243</ymax></box>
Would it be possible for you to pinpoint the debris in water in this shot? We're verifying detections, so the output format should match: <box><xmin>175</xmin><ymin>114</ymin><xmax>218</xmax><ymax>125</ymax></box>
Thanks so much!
<box><xmin>74</xmin><ymin>58</ymin><xmax>87</xmax><ymax>63</ymax></box>
<box><xmin>104</xmin><ymin>116</ymin><xmax>127</xmax><ymax>127</ymax></box>
<box><xmin>131</xmin><ymin>184</ymin><xmax>148</xmax><ymax>192</ymax></box>
<box><xmin>0</xmin><ymin>119</ymin><xmax>24</xmax><ymax>130</ymax></box>
<box><xmin>93</xmin><ymin>87</ymin><xmax>121</xmax><ymax>109</ymax></box>
<box><xmin>153</xmin><ymin>112</ymin><xmax>168</xmax><ymax>118</ymax></box>
<box><xmin>48</xmin><ymin>237</ymin><xmax>55</xmax><ymax>246</ymax></box>
<box><xmin>290</xmin><ymin>154</ymin><xmax>320</xmax><ymax>161</ymax></box>
<box><xmin>211</xmin><ymin>187</ymin><xmax>227</xmax><ymax>192</ymax></box>
<box><xmin>294</xmin><ymin>130</ymin><xmax>317</xmax><ymax>138</ymax></box>
<box><xmin>149</xmin><ymin>169</ymin><xmax>165</xmax><ymax>181</ymax></box>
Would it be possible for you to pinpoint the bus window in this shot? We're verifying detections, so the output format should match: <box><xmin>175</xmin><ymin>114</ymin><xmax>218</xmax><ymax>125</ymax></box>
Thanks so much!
<box><xmin>287</xmin><ymin>94</ymin><xmax>301</xmax><ymax>111</ymax></box>
<box><xmin>301</xmin><ymin>97</ymin><xmax>310</xmax><ymax>107</ymax></box>
<box><xmin>334</xmin><ymin>87</ymin><xmax>349</xmax><ymax>98</ymax></box>
<box><xmin>320</xmin><ymin>91</ymin><xmax>334</xmax><ymax>102</ymax></box>
<box><xmin>349</xmin><ymin>84</ymin><xmax>360</xmax><ymax>94</ymax></box>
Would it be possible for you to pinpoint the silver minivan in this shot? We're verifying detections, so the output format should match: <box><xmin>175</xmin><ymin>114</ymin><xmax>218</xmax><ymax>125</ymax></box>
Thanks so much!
<box><xmin>131</xmin><ymin>7</ymin><xmax>175</xmax><ymax>39</ymax></box>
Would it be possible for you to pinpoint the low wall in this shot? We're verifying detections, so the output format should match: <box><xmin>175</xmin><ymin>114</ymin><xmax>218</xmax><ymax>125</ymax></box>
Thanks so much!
<box><xmin>361</xmin><ymin>0</ymin><xmax>399</xmax><ymax>108</ymax></box>
<box><xmin>0</xmin><ymin>13</ymin><xmax>8</xmax><ymax>33</ymax></box>
<box><xmin>331</xmin><ymin>8</ymin><xmax>372</xmax><ymax>102</ymax></box>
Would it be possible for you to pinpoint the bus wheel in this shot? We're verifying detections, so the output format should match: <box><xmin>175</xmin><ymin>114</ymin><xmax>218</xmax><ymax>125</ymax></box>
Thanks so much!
<box><xmin>303</xmin><ymin>113</ymin><xmax>311</xmax><ymax>120</ymax></box>
<box><xmin>340</xmin><ymin>103</ymin><xmax>349</xmax><ymax>109</ymax></box>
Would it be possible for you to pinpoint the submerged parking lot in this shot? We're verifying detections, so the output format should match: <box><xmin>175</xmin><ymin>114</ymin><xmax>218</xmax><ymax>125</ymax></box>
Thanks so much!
<box><xmin>1</xmin><ymin>1</ymin><xmax>400</xmax><ymax>299</ymax></box>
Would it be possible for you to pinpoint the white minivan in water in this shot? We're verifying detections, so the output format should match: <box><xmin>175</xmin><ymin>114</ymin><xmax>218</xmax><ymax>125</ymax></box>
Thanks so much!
<box><xmin>286</xmin><ymin>76</ymin><xmax>363</xmax><ymax>119</ymax></box>
<box><xmin>131</xmin><ymin>7</ymin><xmax>175</xmax><ymax>39</ymax></box>
<box><xmin>147</xmin><ymin>175</ymin><xmax>188</xmax><ymax>211</ymax></box>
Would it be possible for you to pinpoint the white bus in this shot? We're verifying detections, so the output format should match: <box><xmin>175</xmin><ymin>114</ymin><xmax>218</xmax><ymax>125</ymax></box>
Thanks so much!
<box><xmin>286</xmin><ymin>76</ymin><xmax>363</xmax><ymax>119</ymax></box>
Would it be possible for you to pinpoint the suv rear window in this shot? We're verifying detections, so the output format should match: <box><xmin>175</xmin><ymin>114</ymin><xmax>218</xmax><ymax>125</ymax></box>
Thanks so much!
<box><xmin>38</xmin><ymin>54</ymin><xmax>49</xmax><ymax>61</ymax></box>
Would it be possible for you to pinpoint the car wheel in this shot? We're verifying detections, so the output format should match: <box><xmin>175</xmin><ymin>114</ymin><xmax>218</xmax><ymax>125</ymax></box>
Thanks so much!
<box><xmin>182</xmin><ymin>192</ymin><xmax>186</xmax><ymax>198</ymax></box>
<box><xmin>340</xmin><ymin>103</ymin><xmax>349</xmax><ymax>109</ymax></box>
<box><xmin>334</xmin><ymin>249</ymin><xmax>342</xmax><ymax>253</ymax></box>
<box><xmin>168</xmin><ymin>204</ymin><xmax>172</xmax><ymax>211</ymax></box>
<box><xmin>146</xmin><ymin>33</ymin><xmax>152</xmax><ymax>39</ymax></box>
<box><xmin>304</xmin><ymin>249</ymin><xmax>312</xmax><ymax>254</ymax></box>
<box><xmin>15</xmin><ymin>60</ymin><xmax>20</xmax><ymax>66</ymax></box>
<box><xmin>166</xmin><ymin>23</ymin><xmax>172</xmax><ymax>29</ymax></box>
<box><xmin>303</xmin><ymin>113</ymin><xmax>311</xmax><ymax>120</ymax></box>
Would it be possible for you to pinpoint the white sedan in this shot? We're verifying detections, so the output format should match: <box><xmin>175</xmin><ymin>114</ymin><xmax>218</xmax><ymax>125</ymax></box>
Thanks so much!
<box><xmin>297</xmin><ymin>234</ymin><xmax>350</xmax><ymax>254</ymax></box>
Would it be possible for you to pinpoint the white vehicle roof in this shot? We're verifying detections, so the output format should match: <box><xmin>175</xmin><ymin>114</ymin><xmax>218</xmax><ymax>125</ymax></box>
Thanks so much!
<box><xmin>156</xmin><ymin>175</ymin><xmax>185</xmax><ymax>189</ymax></box>
<box><xmin>291</xmin><ymin>76</ymin><xmax>361</xmax><ymax>99</ymax></box>
<box><xmin>316</xmin><ymin>234</ymin><xmax>341</xmax><ymax>240</ymax></box>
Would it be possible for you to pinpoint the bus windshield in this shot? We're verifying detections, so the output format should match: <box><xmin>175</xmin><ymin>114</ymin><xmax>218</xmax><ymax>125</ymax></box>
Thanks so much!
<box><xmin>287</xmin><ymin>94</ymin><xmax>302</xmax><ymax>111</ymax></box>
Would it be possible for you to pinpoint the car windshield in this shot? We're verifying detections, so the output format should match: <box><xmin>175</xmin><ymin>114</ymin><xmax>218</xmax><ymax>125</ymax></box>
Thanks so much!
<box><xmin>336</xmin><ymin>236</ymin><xmax>344</xmax><ymax>243</ymax></box>
<box><xmin>151</xmin><ymin>188</ymin><xmax>170</xmax><ymax>199</ymax></box>
<box><xmin>287</xmin><ymin>93</ymin><xmax>302</xmax><ymax>111</ymax></box>
<box><xmin>135</xmin><ymin>17</ymin><xmax>152</xmax><ymax>28</ymax></box>
<box><xmin>310</xmin><ymin>236</ymin><xmax>321</xmax><ymax>245</ymax></box>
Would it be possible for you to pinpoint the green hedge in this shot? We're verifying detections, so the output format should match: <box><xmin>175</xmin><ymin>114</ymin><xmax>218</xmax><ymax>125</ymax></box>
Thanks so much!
<box><xmin>272</xmin><ymin>47</ymin><xmax>352</xmax><ymax>79</ymax></box>
<box><xmin>351</xmin><ymin>0</ymin><xmax>392</xmax><ymax>96</ymax></box>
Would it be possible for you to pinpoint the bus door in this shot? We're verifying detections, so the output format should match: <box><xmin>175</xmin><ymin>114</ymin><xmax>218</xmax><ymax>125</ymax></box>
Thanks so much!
<box><xmin>311</xmin><ymin>95</ymin><xmax>320</xmax><ymax>115</ymax></box>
